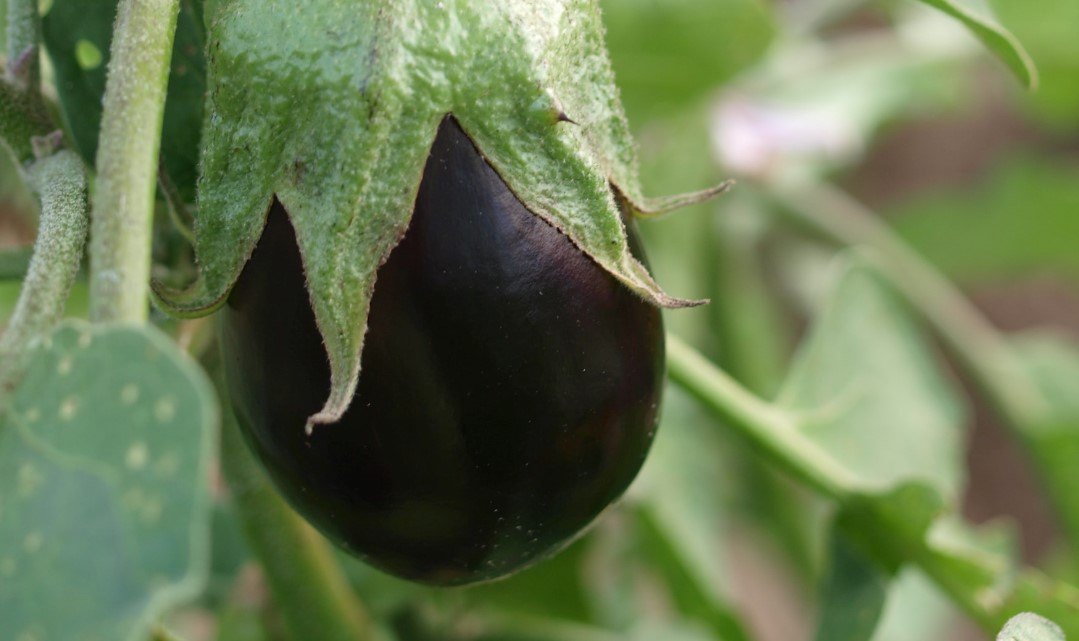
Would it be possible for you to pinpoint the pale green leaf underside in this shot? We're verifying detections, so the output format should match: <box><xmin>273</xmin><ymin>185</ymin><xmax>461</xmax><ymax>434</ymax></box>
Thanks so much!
<box><xmin>779</xmin><ymin>256</ymin><xmax>965</xmax><ymax>500</ymax></box>
<box><xmin>183</xmin><ymin>0</ymin><xmax>690</xmax><ymax>431</ymax></box>
<box><xmin>0</xmin><ymin>321</ymin><xmax>217</xmax><ymax>641</ymax></box>
<box><xmin>914</xmin><ymin>0</ymin><xmax>1037</xmax><ymax>88</ymax></box>
<box><xmin>780</xmin><ymin>257</ymin><xmax>1079</xmax><ymax>636</ymax></box>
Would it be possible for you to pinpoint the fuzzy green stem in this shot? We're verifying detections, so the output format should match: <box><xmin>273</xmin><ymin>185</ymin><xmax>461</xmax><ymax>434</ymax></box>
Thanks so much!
<box><xmin>665</xmin><ymin>336</ymin><xmax>1045</xmax><ymax>634</ymax></box>
<box><xmin>88</xmin><ymin>0</ymin><xmax>180</xmax><ymax>324</ymax></box>
<box><xmin>666</xmin><ymin>334</ymin><xmax>859</xmax><ymax>499</ymax></box>
<box><xmin>0</xmin><ymin>150</ymin><xmax>87</xmax><ymax>396</ymax></box>
<box><xmin>6</xmin><ymin>0</ymin><xmax>40</xmax><ymax>87</ymax></box>
<box><xmin>218</xmin><ymin>388</ymin><xmax>375</xmax><ymax>641</ymax></box>
<box><xmin>763</xmin><ymin>180</ymin><xmax>1079</xmax><ymax>546</ymax></box>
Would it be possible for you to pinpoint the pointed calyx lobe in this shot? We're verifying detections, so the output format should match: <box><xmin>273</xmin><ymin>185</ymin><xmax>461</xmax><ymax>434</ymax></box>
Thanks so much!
<box><xmin>217</xmin><ymin>117</ymin><xmax>666</xmax><ymax>583</ymax></box>
<box><xmin>157</xmin><ymin>0</ymin><xmax>718</xmax><ymax>430</ymax></box>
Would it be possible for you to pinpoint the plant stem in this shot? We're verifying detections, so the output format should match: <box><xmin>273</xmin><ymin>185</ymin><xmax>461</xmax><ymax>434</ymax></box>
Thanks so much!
<box><xmin>762</xmin><ymin>179</ymin><xmax>1079</xmax><ymax>546</ymax></box>
<box><xmin>88</xmin><ymin>0</ymin><xmax>180</xmax><ymax>324</ymax></box>
<box><xmin>6</xmin><ymin>0</ymin><xmax>41</xmax><ymax>88</ymax></box>
<box><xmin>665</xmin><ymin>336</ymin><xmax>1077</xmax><ymax>635</ymax></box>
<box><xmin>0</xmin><ymin>150</ymin><xmax>87</xmax><ymax>396</ymax></box>
<box><xmin>218</xmin><ymin>381</ymin><xmax>376</xmax><ymax>641</ymax></box>
<box><xmin>666</xmin><ymin>334</ymin><xmax>859</xmax><ymax>499</ymax></box>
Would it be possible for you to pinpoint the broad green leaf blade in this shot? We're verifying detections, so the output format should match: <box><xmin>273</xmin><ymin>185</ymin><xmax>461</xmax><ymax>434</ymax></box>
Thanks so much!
<box><xmin>990</xmin><ymin>0</ymin><xmax>1079</xmax><ymax>127</ymax></box>
<box><xmin>914</xmin><ymin>0</ymin><xmax>1037</xmax><ymax>87</ymax></box>
<box><xmin>997</xmin><ymin>613</ymin><xmax>1066</xmax><ymax>641</ymax></box>
<box><xmin>630</xmin><ymin>388</ymin><xmax>749</xmax><ymax>641</ymax></box>
<box><xmin>0</xmin><ymin>321</ymin><xmax>217</xmax><ymax>641</ymax></box>
<box><xmin>1010</xmin><ymin>333</ymin><xmax>1079</xmax><ymax>550</ymax></box>
<box><xmin>600</xmin><ymin>0</ymin><xmax>775</xmax><ymax>124</ymax></box>
<box><xmin>41</xmin><ymin>0</ymin><xmax>206</xmax><ymax>199</ymax></box>
<box><xmin>813</xmin><ymin>534</ymin><xmax>889</xmax><ymax>641</ymax></box>
<box><xmin>778</xmin><ymin>257</ymin><xmax>966</xmax><ymax>500</ymax></box>
<box><xmin>459</xmin><ymin>539</ymin><xmax>592</xmax><ymax>622</ymax></box>
<box><xmin>892</xmin><ymin>158</ymin><xmax>1079</xmax><ymax>285</ymax></box>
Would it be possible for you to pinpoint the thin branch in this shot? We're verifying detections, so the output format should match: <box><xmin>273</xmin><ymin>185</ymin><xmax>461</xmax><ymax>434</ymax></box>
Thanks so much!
<box><xmin>666</xmin><ymin>334</ymin><xmax>859</xmax><ymax>499</ymax></box>
<box><xmin>0</xmin><ymin>150</ymin><xmax>87</xmax><ymax>396</ymax></box>
<box><xmin>5</xmin><ymin>0</ymin><xmax>41</xmax><ymax>88</ymax></box>
<box><xmin>89</xmin><ymin>0</ymin><xmax>181</xmax><ymax>323</ymax></box>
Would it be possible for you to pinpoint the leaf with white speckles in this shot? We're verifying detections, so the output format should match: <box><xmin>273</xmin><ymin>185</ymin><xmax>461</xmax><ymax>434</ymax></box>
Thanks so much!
<box><xmin>0</xmin><ymin>321</ymin><xmax>217</xmax><ymax>641</ymax></box>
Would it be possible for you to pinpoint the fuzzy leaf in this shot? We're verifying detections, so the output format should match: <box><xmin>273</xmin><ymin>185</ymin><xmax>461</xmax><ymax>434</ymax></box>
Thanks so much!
<box><xmin>813</xmin><ymin>534</ymin><xmax>889</xmax><ymax>641</ymax></box>
<box><xmin>781</xmin><ymin>257</ymin><xmax>1079</xmax><ymax>636</ymax></box>
<box><xmin>0</xmin><ymin>321</ymin><xmax>217</xmax><ymax>641</ymax></box>
<box><xmin>778</xmin><ymin>257</ymin><xmax>966</xmax><ymax>500</ymax></box>
<box><xmin>177</xmin><ymin>0</ymin><xmax>694</xmax><ymax>431</ymax></box>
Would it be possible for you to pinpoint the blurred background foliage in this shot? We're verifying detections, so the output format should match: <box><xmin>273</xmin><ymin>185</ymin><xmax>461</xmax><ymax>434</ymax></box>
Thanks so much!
<box><xmin>1</xmin><ymin>0</ymin><xmax>1078</xmax><ymax>640</ymax></box>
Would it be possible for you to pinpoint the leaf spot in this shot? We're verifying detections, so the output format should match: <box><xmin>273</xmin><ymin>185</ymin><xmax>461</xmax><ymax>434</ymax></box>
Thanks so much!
<box><xmin>78</xmin><ymin>330</ymin><xmax>93</xmax><ymax>348</ymax></box>
<box><xmin>17</xmin><ymin>463</ymin><xmax>43</xmax><ymax>497</ymax></box>
<box><xmin>56</xmin><ymin>355</ymin><xmax>74</xmax><ymax>375</ymax></box>
<box><xmin>23</xmin><ymin>408</ymin><xmax>40</xmax><ymax>423</ymax></box>
<box><xmin>154</xmin><ymin>452</ymin><xmax>181</xmax><ymax>477</ymax></box>
<box><xmin>0</xmin><ymin>556</ymin><xmax>15</xmax><ymax>576</ymax></box>
<box><xmin>59</xmin><ymin>396</ymin><xmax>79</xmax><ymax>420</ymax></box>
<box><xmin>122</xmin><ymin>488</ymin><xmax>144</xmax><ymax>510</ymax></box>
<box><xmin>23</xmin><ymin>531</ymin><xmax>43</xmax><ymax>553</ymax></box>
<box><xmin>141</xmin><ymin>496</ymin><xmax>164</xmax><ymax>523</ymax></box>
<box><xmin>120</xmin><ymin>384</ymin><xmax>139</xmax><ymax>405</ymax></box>
<box><xmin>154</xmin><ymin>397</ymin><xmax>177</xmax><ymax>423</ymax></box>
<box><xmin>126</xmin><ymin>442</ymin><xmax>149</xmax><ymax>471</ymax></box>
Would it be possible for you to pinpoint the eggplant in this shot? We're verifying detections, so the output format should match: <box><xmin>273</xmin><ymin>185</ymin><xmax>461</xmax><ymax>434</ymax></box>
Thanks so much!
<box><xmin>219</xmin><ymin>116</ymin><xmax>664</xmax><ymax>585</ymax></box>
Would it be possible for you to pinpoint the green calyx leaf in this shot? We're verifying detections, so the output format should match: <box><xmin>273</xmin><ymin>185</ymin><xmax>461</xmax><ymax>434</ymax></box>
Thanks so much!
<box><xmin>163</xmin><ymin>0</ymin><xmax>703</xmax><ymax>431</ymax></box>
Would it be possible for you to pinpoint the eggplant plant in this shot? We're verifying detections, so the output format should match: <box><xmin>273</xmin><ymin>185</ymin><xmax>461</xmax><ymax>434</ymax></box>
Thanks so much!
<box><xmin>0</xmin><ymin>1</ymin><xmax>1076</xmax><ymax>641</ymax></box>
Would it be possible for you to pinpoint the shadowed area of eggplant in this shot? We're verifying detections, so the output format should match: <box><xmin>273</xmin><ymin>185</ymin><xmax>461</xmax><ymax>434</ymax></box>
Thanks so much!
<box><xmin>218</xmin><ymin>116</ymin><xmax>665</xmax><ymax>585</ymax></box>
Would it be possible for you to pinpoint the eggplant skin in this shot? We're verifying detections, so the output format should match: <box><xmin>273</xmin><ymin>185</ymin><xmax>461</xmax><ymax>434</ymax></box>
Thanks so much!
<box><xmin>219</xmin><ymin>116</ymin><xmax>664</xmax><ymax>585</ymax></box>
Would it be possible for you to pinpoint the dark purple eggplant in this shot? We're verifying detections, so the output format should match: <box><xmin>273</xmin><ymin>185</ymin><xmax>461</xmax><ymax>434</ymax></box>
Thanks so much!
<box><xmin>218</xmin><ymin>116</ymin><xmax>664</xmax><ymax>585</ymax></box>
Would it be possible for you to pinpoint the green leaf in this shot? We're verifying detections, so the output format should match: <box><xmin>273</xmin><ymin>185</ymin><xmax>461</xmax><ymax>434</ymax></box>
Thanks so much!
<box><xmin>812</xmin><ymin>534</ymin><xmax>889</xmax><ymax>641</ymax></box>
<box><xmin>913</xmin><ymin>0</ymin><xmax>1037</xmax><ymax>88</ymax></box>
<box><xmin>172</xmin><ymin>0</ymin><xmax>700</xmax><ymax>434</ymax></box>
<box><xmin>630</xmin><ymin>388</ymin><xmax>749</xmax><ymax>641</ymax></box>
<box><xmin>0</xmin><ymin>247</ymin><xmax>32</xmax><ymax>280</ymax></box>
<box><xmin>599</xmin><ymin>0</ymin><xmax>775</xmax><ymax>124</ymax></box>
<box><xmin>837</xmin><ymin>484</ymin><xmax>1079</xmax><ymax>636</ymax></box>
<box><xmin>0</xmin><ymin>321</ymin><xmax>217</xmax><ymax>641</ymax></box>
<box><xmin>997</xmin><ymin>613</ymin><xmax>1066</xmax><ymax>641</ymax></box>
<box><xmin>779</xmin><ymin>259</ymin><xmax>1079</xmax><ymax>635</ymax></box>
<box><xmin>41</xmin><ymin>0</ymin><xmax>206</xmax><ymax>199</ymax></box>
<box><xmin>1009</xmin><ymin>333</ymin><xmax>1079</xmax><ymax>550</ymax></box>
<box><xmin>891</xmin><ymin>157</ymin><xmax>1079</xmax><ymax>285</ymax></box>
<box><xmin>461</xmin><ymin>538</ymin><xmax>593</xmax><ymax>623</ymax></box>
<box><xmin>778</xmin><ymin>257</ymin><xmax>966</xmax><ymax>500</ymax></box>
<box><xmin>989</xmin><ymin>0</ymin><xmax>1079</xmax><ymax>128</ymax></box>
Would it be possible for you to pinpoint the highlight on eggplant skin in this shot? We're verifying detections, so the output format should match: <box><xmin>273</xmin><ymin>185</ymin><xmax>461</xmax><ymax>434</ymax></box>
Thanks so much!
<box><xmin>218</xmin><ymin>115</ymin><xmax>665</xmax><ymax>585</ymax></box>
